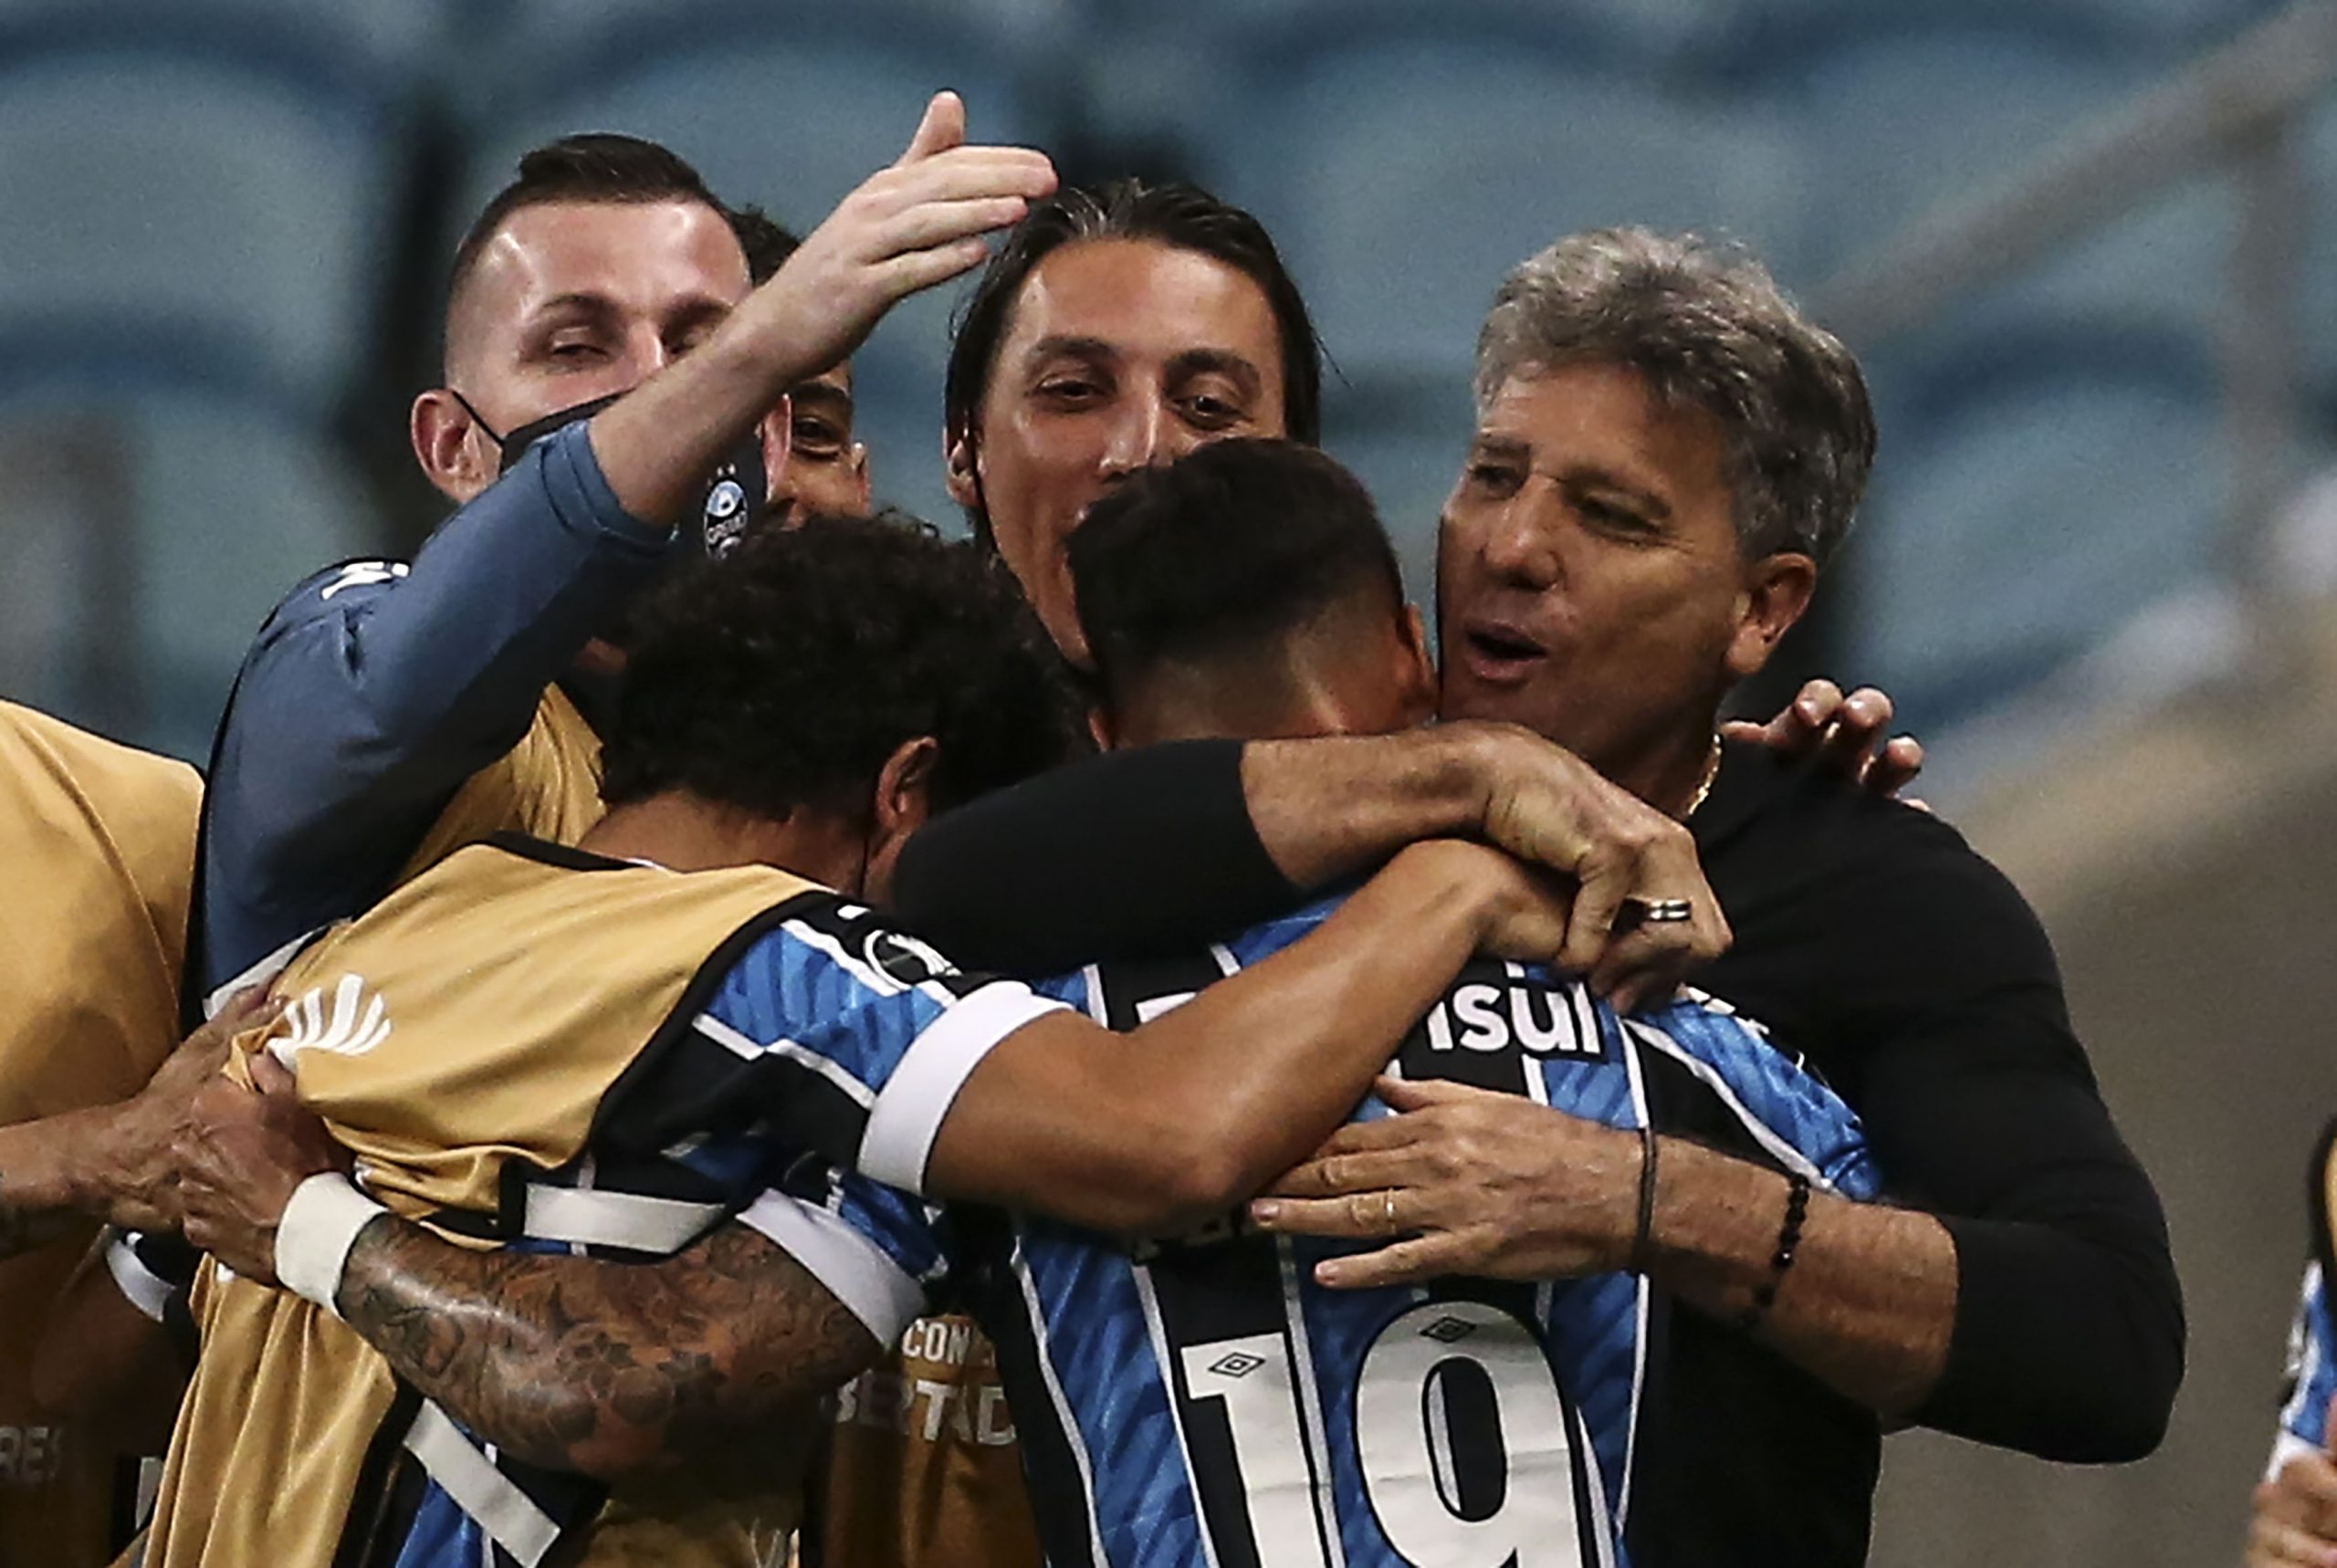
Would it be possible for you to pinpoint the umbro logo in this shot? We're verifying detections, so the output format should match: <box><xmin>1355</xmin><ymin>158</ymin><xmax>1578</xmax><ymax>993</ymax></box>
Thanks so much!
<box><xmin>1419</xmin><ymin>1315</ymin><xmax>1479</xmax><ymax>1344</ymax></box>
<box><xmin>1208</xmin><ymin>1352</ymin><xmax>1267</xmax><ymax>1379</ymax></box>
<box><xmin>269</xmin><ymin>974</ymin><xmax>393</xmax><ymax>1067</ymax></box>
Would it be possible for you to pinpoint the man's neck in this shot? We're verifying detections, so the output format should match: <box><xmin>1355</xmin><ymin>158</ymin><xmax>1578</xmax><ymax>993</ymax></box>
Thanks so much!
<box><xmin>579</xmin><ymin>791</ymin><xmax>860</xmax><ymax>885</ymax></box>
<box><xmin>1603</xmin><ymin>717</ymin><xmax>1723</xmax><ymax>822</ymax></box>
<box><xmin>1113</xmin><ymin>647</ymin><xmax>1388</xmax><ymax>747</ymax></box>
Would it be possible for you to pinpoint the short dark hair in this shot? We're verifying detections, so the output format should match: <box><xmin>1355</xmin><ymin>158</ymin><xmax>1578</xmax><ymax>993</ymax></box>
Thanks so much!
<box><xmin>945</xmin><ymin>180</ymin><xmax>1325</xmax><ymax>541</ymax></box>
<box><xmin>730</xmin><ymin>204</ymin><xmax>802</xmax><ymax>286</ymax></box>
<box><xmin>602</xmin><ymin>512</ymin><xmax>1084</xmax><ymax>821</ymax></box>
<box><xmin>446</xmin><ymin>133</ymin><xmax>735</xmax><ymax>359</ymax></box>
<box><xmin>1070</xmin><ymin>439</ymin><xmax>1400</xmax><ymax>706</ymax></box>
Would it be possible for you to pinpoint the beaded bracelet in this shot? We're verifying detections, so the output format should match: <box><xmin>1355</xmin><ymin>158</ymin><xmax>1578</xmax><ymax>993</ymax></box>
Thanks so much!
<box><xmin>1738</xmin><ymin>1171</ymin><xmax>1811</xmax><ymax>1334</ymax></box>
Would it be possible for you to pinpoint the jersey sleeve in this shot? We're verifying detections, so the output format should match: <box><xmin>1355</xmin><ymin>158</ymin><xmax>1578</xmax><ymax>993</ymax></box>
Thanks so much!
<box><xmin>2274</xmin><ymin>1117</ymin><xmax>2337</xmax><ymax>1476</ymax></box>
<box><xmin>728</xmin><ymin>1178</ymin><xmax>941</xmax><ymax>1349</ymax></box>
<box><xmin>2274</xmin><ymin>1262</ymin><xmax>2336</xmax><ymax>1478</ymax></box>
<box><xmin>194</xmin><ymin>423</ymin><xmax>668</xmax><ymax>998</ymax></box>
<box><xmin>690</xmin><ymin>898</ymin><xmax>1068</xmax><ymax>1197</ymax></box>
<box><xmin>1628</xmin><ymin>994</ymin><xmax>1879</xmax><ymax>1202</ymax></box>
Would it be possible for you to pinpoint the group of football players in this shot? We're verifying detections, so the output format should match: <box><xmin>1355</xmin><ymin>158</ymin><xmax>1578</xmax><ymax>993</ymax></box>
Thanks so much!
<box><xmin>1</xmin><ymin>88</ymin><xmax>2264</xmax><ymax>1568</ymax></box>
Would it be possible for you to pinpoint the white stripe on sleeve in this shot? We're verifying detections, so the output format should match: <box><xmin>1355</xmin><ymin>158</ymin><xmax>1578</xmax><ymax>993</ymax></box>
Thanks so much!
<box><xmin>736</xmin><ymin>1191</ymin><xmax>926</xmax><ymax>1345</ymax></box>
<box><xmin>861</xmin><ymin>982</ymin><xmax>1067</xmax><ymax>1195</ymax></box>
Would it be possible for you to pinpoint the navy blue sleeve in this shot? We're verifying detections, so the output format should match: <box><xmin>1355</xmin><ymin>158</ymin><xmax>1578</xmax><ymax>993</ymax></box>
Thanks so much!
<box><xmin>194</xmin><ymin>423</ymin><xmax>669</xmax><ymax>995</ymax></box>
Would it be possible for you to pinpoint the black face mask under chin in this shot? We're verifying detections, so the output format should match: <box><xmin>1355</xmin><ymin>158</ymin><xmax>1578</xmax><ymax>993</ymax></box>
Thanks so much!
<box><xmin>452</xmin><ymin>389</ymin><xmax>770</xmax><ymax>563</ymax></box>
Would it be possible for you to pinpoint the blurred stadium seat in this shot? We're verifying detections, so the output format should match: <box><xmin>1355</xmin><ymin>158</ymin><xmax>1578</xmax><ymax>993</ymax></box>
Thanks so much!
<box><xmin>1845</xmin><ymin>324</ymin><xmax>2222</xmax><ymax>727</ymax></box>
<box><xmin>1077</xmin><ymin>0</ymin><xmax>1722</xmax><ymax>162</ymax></box>
<box><xmin>2291</xmin><ymin>95</ymin><xmax>2337</xmax><ymax>403</ymax></box>
<box><xmin>848</xmin><ymin>352</ymin><xmax>960</xmax><ymax>538</ymax></box>
<box><xmin>1734</xmin><ymin>0</ymin><xmax>2283</xmax><ymax>59</ymax></box>
<box><xmin>1982</xmin><ymin>176</ymin><xmax>2232</xmax><ymax>337</ymax></box>
<box><xmin>0</xmin><ymin>341</ymin><xmax>386</xmax><ymax>758</ymax></box>
<box><xmin>0</xmin><ymin>0</ymin><xmax>456</xmax><ymax>70</ymax></box>
<box><xmin>459</xmin><ymin>2</ymin><xmax>1055</xmax><ymax>221</ymax></box>
<box><xmin>1173</xmin><ymin>3</ymin><xmax>1804</xmax><ymax>399</ymax></box>
<box><xmin>0</xmin><ymin>9</ymin><xmax>411</xmax><ymax>411</ymax></box>
<box><xmin>1716</xmin><ymin>5</ymin><xmax>2153</xmax><ymax>276</ymax></box>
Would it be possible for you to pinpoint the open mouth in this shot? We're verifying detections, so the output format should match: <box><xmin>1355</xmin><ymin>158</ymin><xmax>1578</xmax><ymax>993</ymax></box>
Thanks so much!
<box><xmin>1459</xmin><ymin>618</ymin><xmax>1547</xmax><ymax>684</ymax></box>
<box><xmin>1467</xmin><ymin>625</ymin><xmax>1543</xmax><ymax>661</ymax></box>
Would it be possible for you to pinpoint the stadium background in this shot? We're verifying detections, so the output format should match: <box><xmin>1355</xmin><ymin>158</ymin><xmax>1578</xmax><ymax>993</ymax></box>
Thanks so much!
<box><xmin>0</xmin><ymin>0</ymin><xmax>2329</xmax><ymax>1561</ymax></box>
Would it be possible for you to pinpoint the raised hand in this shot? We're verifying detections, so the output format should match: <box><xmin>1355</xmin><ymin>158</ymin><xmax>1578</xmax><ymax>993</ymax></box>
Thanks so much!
<box><xmin>589</xmin><ymin>92</ymin><xmax>1055</xmax><ymax>526</ymax></box>
<box><xmin>739</xmin><ymin>91</ymin><xmax>1056</xmax><ymax>380</ymax></box>
<box><xmin>1722</xmin><ymin>679</ymin><xmax>1923</xmax><ymax>800</ymax></box>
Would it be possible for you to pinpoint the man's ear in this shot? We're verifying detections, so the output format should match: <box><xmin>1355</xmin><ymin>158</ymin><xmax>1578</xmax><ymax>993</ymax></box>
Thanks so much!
<box><xmin>944</xmin><ymin>421</ymin><xmax>980</xmax><ymax>510</ymax></box>
<box><xmin>873</xmin><ymin>735</ymin><xmax>941</xmax><ymax>843</ymax></box>
<box><xmin>863</xmin><ymin>735</ymin><xmax>941</xmax><ymax>904</ymax></box>
<box><xmin>1726</xmin><ymin>553</ymin><xmax>1819</xmax><ymax>684</ymax></box>
<box><xmin>847</xmin><ymin>442</ymin><xmax>873</xmax><ymax>514</ymax></box>
<box><xmin>1393</xmin><ymin>602</ymin><xmax>1439</xmax><ymax>727</ymax></box>
<box><xmin>412</xmin><ymin>389</ymin><xmax>496</xmax><ymax>505</ymax></box>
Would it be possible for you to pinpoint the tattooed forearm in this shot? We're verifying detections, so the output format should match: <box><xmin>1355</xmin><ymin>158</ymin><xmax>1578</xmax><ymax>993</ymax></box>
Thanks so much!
<box><xmin>334</xmin><ymin>1215</ymin><xmax>881</xmax><ymax>1481</ymax></box>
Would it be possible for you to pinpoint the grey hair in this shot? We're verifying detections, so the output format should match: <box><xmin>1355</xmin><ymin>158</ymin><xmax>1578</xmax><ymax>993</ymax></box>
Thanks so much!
<box><xmin>1473</xmin><ymin>228</ymin><xmax>1876</xmax><ymax>566</ymax></box>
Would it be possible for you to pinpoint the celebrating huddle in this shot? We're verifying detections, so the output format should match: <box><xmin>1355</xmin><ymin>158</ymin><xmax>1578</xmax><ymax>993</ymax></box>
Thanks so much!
<box><xmin>0</xmin><ymin>93</ymin><xmax>2180</xmax><ymax>1568</ymax></box>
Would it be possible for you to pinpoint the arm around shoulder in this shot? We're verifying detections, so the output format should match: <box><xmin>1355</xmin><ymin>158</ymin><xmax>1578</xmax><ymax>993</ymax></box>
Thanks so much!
<box><xmin>918</xmin><ymin>841</ymin><xmax>1569</xmax><ymax>1236</ymax></box>
<box><xmin>1821</xmin><ymin>821</ymin><xmax>2184</xmax><ymax>1459</ymax></box>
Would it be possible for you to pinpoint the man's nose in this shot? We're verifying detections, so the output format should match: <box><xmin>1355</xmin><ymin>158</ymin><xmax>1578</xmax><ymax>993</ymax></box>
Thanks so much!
<box><xmin>623</xmin><ymin>323</ymin><xmax>677</xmax><ymax>382</ymax></box>
<box><xmin>1476</xmin><ymin>497</ymin><xmax>1563</xmax><ymax>591</ymax></box>
<box><xmin>1097</xmin><ymin>394</ymin><xmax>1175</xmax><ymax>479</ymax></box>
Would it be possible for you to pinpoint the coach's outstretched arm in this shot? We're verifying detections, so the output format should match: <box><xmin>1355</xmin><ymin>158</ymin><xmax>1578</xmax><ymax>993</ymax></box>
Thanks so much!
<box><xmin>200</xmin><ymin>94</ymin><xmax>1054</xmax><ymax>993</ymax></box>
<box><xmin>892</xmin><ymin>685</ymin><xmax>1907</xmax><ymax>1007</ymax></box>
<box><xmin>897</xmin><ymin>721</ymin><xmax>1727</xmax><ymax>1009</ymax></box>
<box><xmin>1256</xmin><ymin>842</ymin><xmax>2183</xmax><ymax>1461</ymax></box>
<box><xmin>893</xmin><ymin>681</ymin><xmax>1923</xmax><ymax>1002</ymax></box>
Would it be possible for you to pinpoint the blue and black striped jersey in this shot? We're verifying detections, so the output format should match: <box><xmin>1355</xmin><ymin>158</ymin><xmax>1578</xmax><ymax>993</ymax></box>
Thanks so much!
<box><xmin>786</xmin><ymin>894</ymin><xmax>1879</xmax><ymax>1568</ymax></box>
<box><xmin>2273</xmin><ymin>1117</ymin><xmax>2337</xmax><ymax>1479</ymax></box>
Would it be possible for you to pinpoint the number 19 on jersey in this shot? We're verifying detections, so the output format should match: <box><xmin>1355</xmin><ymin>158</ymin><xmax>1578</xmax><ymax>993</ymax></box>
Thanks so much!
<box><xmin>1175</xmin><ymin>1297</ymin><xmax>1608</xmax><ymax>1568</ymax></box>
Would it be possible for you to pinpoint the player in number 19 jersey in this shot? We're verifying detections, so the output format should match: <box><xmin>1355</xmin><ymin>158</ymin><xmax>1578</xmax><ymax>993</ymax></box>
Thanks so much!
<box><xmin>804</xmin><ymin>901</ymin><xmax>1875</xmax><ymax>1568</ymax></box>
<box><xmin>789</xmin><ymin>442</ymin><xmax>1881</xmax><ymax>1565</ymax></box>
